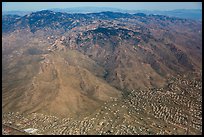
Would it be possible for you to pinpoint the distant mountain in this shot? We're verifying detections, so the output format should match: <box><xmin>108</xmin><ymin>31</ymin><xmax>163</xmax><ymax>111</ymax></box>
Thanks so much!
<box><xmin>51</xmin><ymin>7</ymin><xmax>125</xmax><ymax>13</ymax></box>
<box><xmin>2</xmin><ymin>10</ymin><xmax>32</xmax><ymax>16</ymax></box>
<box><xmin>3</xmin><ymin>8</ymin><xmax>201</xmax><ymax>21</ymax></box>
<box><xmin>52</xmin><ymin>8</ymin><xmax>202</xmax><ymax>21</ymax></box>
<box><xmin>138</xmin><ymin>9</ymin><xmax>202</xmax><ymax>21</ymax></box>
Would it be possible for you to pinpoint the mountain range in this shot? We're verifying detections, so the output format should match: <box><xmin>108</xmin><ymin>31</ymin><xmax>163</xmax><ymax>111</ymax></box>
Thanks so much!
<box><xmin>2</xmin><ymin>10</ymin><xmax>202</xmax><ymax>119</ymax></box>
<box><xmin>3</xmin><ymin>8</ymin><xmax>202</xmax><ymax>20</ymax></box>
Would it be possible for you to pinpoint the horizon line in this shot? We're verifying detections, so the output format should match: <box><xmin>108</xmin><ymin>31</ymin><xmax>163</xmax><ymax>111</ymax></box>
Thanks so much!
<box><xmin>3</xmin><ymin>7</ymin><xmax>202</xmax><ymax>12</ymax></box>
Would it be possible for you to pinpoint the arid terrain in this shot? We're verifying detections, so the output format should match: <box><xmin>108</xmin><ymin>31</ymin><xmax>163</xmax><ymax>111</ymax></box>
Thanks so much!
<box><xmin>2</xmin><ymin>10</ymin><xmax>202</xmax><ymax>135</ymax></box>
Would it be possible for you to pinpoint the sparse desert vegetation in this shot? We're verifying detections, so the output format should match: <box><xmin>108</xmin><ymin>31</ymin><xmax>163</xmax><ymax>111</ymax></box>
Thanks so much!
<box><xmin>2</xmin><ymin>7</ymin><xmax>202</xmax><ymax>135</ymax></box>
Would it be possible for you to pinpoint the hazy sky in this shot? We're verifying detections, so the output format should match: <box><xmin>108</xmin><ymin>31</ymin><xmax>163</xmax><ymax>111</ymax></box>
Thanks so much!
<box><xmin>2</xmin><ymin>2</ymin><xmax>202</xmax><ymax>11</ymax></box>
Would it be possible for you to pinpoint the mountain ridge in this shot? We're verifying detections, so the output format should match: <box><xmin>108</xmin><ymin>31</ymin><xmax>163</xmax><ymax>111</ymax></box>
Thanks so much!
<box><xmin>2</xmin><ymin>10</ymin><xmax>202</xmax><ymax>118</ymax></box>
<box><xmin>3</xmin><ymin>8</ymin><xmax>201</xmax><ymax>20</ymax></box>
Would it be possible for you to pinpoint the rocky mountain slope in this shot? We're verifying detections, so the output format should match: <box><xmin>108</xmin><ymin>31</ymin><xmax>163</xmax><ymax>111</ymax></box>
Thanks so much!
<box><xmin>2</xmin><ymin>10</ymin><xmax>202</xmax><ymax>119</ymax></box>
